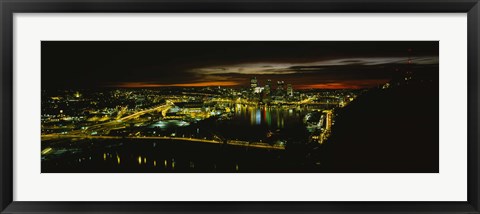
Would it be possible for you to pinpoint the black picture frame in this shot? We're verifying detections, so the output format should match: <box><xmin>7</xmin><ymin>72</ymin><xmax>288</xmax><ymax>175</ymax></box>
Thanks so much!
<box><xmin>1</xmin><ymin>0</ymin><xmax>479</xmax><ymax>213</ymax></box>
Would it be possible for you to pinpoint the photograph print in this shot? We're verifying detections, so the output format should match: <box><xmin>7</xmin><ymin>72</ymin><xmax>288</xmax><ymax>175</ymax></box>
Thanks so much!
<box><xmin>41</xmin><ymin>41</ymin><xmax>439</xmax><ymax>173</ymax></box>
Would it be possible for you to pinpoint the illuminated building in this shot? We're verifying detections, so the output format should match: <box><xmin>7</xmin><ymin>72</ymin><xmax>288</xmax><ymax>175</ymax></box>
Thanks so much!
<box><xmin>250</xmin><ymin>77</ymin><xmax>258</xmax><ymax>89</ymax></box>
<box><xmin>324</xmin><ymin>110</ymin><xmax>332</xmax><ymax>131</ymax></box>
<box><xmin>264</xmin><ymin>79</ymin><xmax>272</xmax><ymax>95</ymax></box>
<box><xmin>74</xmin><ymin>91</ymin><xmax>81</xmax><ymax>98</ymax></box>
<box><xmin>254</xmin><ymin>87</ymin><xmax>264</xmax><ymax>94</ymax></box>
<box><xmin>277</xmin><ymin>81</ymin><xmax>285</xmax><ymax>91</ymax></box>
<box><xmin>287</xmin><ymin>84</ymin><xmax>293</xmax><ymax>96</ymax></box>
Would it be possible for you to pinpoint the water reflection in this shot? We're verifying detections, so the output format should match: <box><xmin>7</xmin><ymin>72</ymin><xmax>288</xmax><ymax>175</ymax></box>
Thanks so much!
<box><xmin>255</xmin><ymin>109</ymin><xmax>261</xmax><ymax>125</ymax></box>
<box><xmin>42</xmin><ymin>139</ymin><xmax>302</xmax><ymax>173</ymax></box>
<box><xmin>232</xmin><ymin>104</ymin><xmax>307</xmax><ymax>129</ymax></box>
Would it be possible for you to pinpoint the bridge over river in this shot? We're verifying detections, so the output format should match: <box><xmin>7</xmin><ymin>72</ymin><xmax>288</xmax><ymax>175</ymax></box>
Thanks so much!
<box><xmin>41</xmin><ymin>134</ymin><xmax>285</xmax><ymax>150</ymax></box>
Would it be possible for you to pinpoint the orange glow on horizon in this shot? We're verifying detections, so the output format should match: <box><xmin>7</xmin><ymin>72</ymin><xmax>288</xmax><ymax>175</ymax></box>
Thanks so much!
<box><xmin>296</xmin><ymin>79</ymin><xmax>390</xmax><ymax>90</ymax></box>
<box><xmin>114</xmin><ymin>79</ymin><xmax>390</xmax><ymax>90</ymax></box>
<box><xmin>297</xmin><ymin>83</ymin><xmax>361</xmax><ymax>90</ymax></box>
<box><xmin>115</xmin><ymin>81</ymin><xmax>241</xmax><ymax>88</ymax></box>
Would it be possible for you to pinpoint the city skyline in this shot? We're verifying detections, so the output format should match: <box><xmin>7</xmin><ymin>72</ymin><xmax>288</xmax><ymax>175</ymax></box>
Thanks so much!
<box><xmin>41</xmin><ymin>41</ymin><xmax>439</xmax><ymax>173</ymax></box>
<box><xmin>42</xmin><ymin>41</ymin><xmax>439</xmax><ymax>89</ymax></box>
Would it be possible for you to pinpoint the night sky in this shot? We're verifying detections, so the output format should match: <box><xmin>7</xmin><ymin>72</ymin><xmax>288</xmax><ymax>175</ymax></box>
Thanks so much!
<box><xmin>41</xmin><ymin>41</ymin><xmax>438</xmax><ymax>90</ymax></box>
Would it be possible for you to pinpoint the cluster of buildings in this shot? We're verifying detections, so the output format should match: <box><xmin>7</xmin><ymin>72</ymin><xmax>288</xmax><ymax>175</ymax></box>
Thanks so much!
<box><xmin>249</xmin><ymin>77</ymin><xmax>295</xmax><ymax>102</ymax></box>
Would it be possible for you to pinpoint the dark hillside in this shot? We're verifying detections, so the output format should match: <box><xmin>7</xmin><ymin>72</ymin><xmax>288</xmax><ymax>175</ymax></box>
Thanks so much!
<box><xmin>321</xmin><ymin>70</ymin><xmax>439</xmax><ymax>172</ymax></box>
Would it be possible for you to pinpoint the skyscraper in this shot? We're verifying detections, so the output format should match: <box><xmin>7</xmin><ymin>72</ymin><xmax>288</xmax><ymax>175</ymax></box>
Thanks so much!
<box><xmin>250</xmin><ymin>77</ymin><xmax>258</xmax><ymax>89</ymax></box>
<box><xmin>277</xmin><ymin>81</ymin><xmax>285</xmax><ymax>91</ymax></box>
<box><xmin>264</xmin><ymin>79</ymin><xmax>272</xmax><ymax>95</ymax></box>
<box><xmin>287</xmin><ymin>84</ymin><xmax>293</xmax><ymax>96</ymax></box>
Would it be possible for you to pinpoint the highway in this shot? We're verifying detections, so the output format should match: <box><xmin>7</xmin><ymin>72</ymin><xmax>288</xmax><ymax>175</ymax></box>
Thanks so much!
<box><xmin>42</xmin><ymin>100</ymin><xmax>286</xmax><ymax>151</ymax></box>
<box><xmin>62</xmin><ymin>103</ymin><xmax>174</xmax><ymax>136</ymax></box>
<box><xmin>89</xmin><ymin>103</ymin><xmax>172</xmax><ymax>128</ymax></box>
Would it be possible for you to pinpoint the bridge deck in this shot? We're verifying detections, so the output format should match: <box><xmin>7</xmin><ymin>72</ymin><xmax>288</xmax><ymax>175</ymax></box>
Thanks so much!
<box><xmin>42</xmin><ymin>134</ymin><xmax>285</xmax><ymax>150</ymax></box>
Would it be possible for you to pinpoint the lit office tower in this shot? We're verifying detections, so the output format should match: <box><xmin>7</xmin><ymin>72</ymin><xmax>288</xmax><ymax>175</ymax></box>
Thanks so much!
<box><xmin>250</xmin><ymin>77</ymin><xmax>258</xmax><ymax>89</ymax></box>
<box><xmin>277</xmin><ymin>81</ymin><xmax>285</xmax><ymax>91</ymax></box>
<box><xmin>264</xmin><ymin>79</ymin><xmax>272</xmax><ymax>95</ymax></box>
<box><xmin>287</xmin><ymin>84</ymin><xmax>293</xmax><ymax>96</ymax></box>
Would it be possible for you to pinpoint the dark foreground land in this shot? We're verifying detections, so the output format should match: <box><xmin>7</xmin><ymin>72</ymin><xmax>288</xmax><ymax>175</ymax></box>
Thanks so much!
<box><xmin>319</xmin><ymin>82</ymin><xmax>439</xmax><ymax>172</ymax></box>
